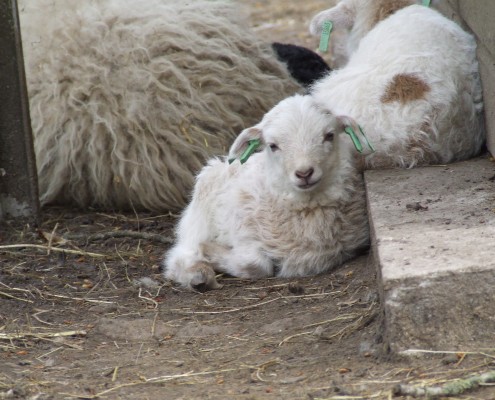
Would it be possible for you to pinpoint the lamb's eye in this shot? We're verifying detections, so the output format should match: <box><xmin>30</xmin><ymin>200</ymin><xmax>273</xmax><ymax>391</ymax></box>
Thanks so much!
<box><xmin>269</xmin><ymin>143</ymin><xmax>279</xmax><ymax>152</ymax></box>
<box><xmin>323</xmin><ymin>132</ymin><xmax>334</xmax><ymax>143</ymax></box>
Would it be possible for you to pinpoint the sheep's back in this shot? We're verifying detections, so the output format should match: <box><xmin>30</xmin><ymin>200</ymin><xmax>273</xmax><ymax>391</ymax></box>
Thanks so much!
<box><xmin>20</xmin><ymin>0</ymin><xmax>300</xmax><ymax>211</ymax></box>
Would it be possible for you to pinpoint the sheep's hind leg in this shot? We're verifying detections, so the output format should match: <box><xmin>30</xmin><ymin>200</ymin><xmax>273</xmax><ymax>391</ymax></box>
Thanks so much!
<box><xmin>202</xmin><ymin>242</ymin><xmax>274</xmax><ymax>280</ymax></box>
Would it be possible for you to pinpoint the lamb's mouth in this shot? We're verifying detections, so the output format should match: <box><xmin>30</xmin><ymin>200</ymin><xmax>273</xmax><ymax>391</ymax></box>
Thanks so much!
<box><xmin>297</xmin><ymin>179</ymin><xmax>321</xmax><ymax>190</ymax></box>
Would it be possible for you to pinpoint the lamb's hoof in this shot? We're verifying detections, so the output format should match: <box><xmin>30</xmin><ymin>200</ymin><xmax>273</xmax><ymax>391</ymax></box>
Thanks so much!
<box><xmin>189</xmin><ymin>262</ymin><xmax>222</xmax><ymax>292</ymax></box>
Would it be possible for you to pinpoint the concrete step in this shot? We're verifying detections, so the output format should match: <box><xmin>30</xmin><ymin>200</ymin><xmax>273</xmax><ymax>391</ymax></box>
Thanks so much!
<box><xmin>364</xmin><ymin>156</ymin><xmax>495</xmax><ymax>355</ymax></box>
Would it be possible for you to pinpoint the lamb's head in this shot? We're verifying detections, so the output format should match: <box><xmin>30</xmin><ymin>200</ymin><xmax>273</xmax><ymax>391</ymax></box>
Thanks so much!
<box><xmin>310</xmin><ymin>0</ymin><xmax>420</xmax><ymax>36</ymax></box>
<box><xmin>229</xmin><ymin>95</ymin><xmax>354</xmax><ymax>196</ymax></box>
<box><xmin>309</xmin><ymin>0</ymin><xmax>419</xmax><ymax>68</ymax></box>
<box><xmin>309</xmin><ymin>0</ymin><xmax>357</xmax><ymax>36</ymax></box>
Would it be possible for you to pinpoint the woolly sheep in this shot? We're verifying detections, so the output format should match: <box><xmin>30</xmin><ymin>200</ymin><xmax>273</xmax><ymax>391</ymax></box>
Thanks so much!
<box><xmin>19</xmin><ymin>0</ymin><xmax>300</xmax><ymax>211</ymax></box>
<box><xmin>310</xmin><ymin>4</ymin><xmax>485</xmax><ymax>168</ymax></box>
<box><xmin>310</xmin><ymin>0</ymin><xmax>424</xmax><ymax>68</ymax></box>
<box><xmin>164</xmin><ymin>94</ymin><xmax>369</xmax><ymax>291</ymax></box>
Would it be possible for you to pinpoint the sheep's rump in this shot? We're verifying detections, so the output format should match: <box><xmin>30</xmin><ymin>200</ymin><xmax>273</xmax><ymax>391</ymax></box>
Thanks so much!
<box><xmin>20</xmin><ymin>0</ymin><xmax>300</xmax><ymax>211</ymax></box>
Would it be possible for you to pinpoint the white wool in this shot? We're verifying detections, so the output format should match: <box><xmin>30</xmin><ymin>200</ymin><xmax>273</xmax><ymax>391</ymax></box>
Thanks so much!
<box><xmin>311</xmin><ymin>5</ymin><xmax>485</xmax><ymax>168</ymax></box>
<box><xmin>19</xmin><ymin>0</ymin><xmax>300</xmax><ymax>211</ymax></box>
<box><xmin>164</xmin><ymin>95</ymin><xmax>369</xmax><ymax>290</ymax></box>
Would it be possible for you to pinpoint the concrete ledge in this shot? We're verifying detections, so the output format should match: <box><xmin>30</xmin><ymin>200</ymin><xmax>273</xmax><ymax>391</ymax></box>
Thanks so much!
<box><xmin>365</xmin><ymin>157</ymin><xmax>495</xmax><ymax>354</ymax></box>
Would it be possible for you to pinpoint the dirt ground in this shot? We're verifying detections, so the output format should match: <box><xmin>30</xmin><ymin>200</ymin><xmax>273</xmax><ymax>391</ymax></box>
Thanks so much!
<box><xmin>1</xmin><ymin>1</ymin><xmax>495</xmax><ymax>399</ymax></box>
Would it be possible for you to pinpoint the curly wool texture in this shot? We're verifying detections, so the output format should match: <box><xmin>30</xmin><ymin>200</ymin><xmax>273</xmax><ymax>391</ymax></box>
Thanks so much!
<box><xmin>20</xmin><ymin>0</ymin><xmax>300</xmax><ymax>211</ymax></box>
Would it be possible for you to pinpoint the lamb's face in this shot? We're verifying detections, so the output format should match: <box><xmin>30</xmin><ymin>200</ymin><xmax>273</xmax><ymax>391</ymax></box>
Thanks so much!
<box><xmin>229</xmin><ymin>95</ymin><xmax>346</xmax><ymax>195</ymax></box>
<box><xmin>263</xmin><ymin>96</ymin><xmax>344</xmax><ymax>193</ymax></box>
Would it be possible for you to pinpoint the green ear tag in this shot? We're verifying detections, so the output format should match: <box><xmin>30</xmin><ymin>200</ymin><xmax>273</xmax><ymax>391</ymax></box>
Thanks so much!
<box><xmin>239</xmin><ymin>139</ymin><xmax>261</xmax><ymax>164</ymax></box>
<box><xmin>358</xmin><ymin>125</ymin><xmax>375</xmax><ymax>152</ymax></box>
<box><xmin>319</xmin><ymin>21</ymin><xmax>333</xmax><ymax>53</ymax></box>
<box><xmin>344</xmin><ymin>126</ymin><xmax>375</xmax><ymax>153</ymax></box>
<box><xmin>422</xmin><ymin>0</ymin><xmax>431</xmax><ymax>7</ymax></box>
<box><xmin>345</xmin><ymin>127</ymin><xmax>363</xmax><ymax>153</ymax></box>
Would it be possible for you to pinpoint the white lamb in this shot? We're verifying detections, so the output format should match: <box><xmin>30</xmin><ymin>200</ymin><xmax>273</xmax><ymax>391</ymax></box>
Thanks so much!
<box><xmin>309</xmin><ymin>0</ymin><xmax>421</xmax><ymax>68</ymax></box>
<box><xmin>310</xmin><ymin>4</ymin><xmax>485</xmax><ymax>168</ymax></box>
<box><xmin>164</xmin><ymin>95</ymin><xmax>369</xmax><ymax>291</ymax></box>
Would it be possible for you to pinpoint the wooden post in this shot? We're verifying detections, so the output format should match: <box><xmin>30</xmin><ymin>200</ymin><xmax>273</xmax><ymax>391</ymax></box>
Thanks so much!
<box><xmin>0</xmin><ymin>0</ymin><xmax>40</xmax><ymax>222</ymax></box>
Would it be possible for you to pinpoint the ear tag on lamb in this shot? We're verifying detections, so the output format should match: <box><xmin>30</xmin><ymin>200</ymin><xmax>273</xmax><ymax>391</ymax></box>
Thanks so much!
<box><xmin>319</xmin><ymin>21</ymin><xmax>333</xmax><ymax>53</ymax></box>
<box><xmin>422</xmin><ymin>0</ymin><xmax>431</xmax><ymax>6</ymax></box>
<box><xmin>344</xmin><ymin>126</ymin><xmax>375</xmax><ymax>153</ymax></box>
<box><xmin>358</xmin><ymin>125</ymin><xmax>375</xmax><ymax>152</ymax></box>
<box><xmin>233</xmin><ymin>139</ymin><xmax>260</xmax><ymax>164</ymax></box>
<box><xmin>344</xmin><ymin>126</ymin><xmax>363</xmax><ymax>152</ymax></box>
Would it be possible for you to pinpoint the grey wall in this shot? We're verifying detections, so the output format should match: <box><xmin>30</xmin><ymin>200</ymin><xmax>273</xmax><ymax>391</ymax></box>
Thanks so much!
<box><xmin>437</xmin><ymin>0</ymin><xmax>495</xmax><ymax>156</ymax></box>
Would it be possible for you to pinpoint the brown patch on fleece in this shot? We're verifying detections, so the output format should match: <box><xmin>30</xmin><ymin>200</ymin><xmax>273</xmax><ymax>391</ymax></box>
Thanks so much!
<box><xmin>372</xmin><ymin>0</ymin><xmax>415</xmax><ymax>25</ymax></box>
<box><xmin>381</xmin><ymin>73</ymin><xmax>431</xmax><ymax>104</ymax></box>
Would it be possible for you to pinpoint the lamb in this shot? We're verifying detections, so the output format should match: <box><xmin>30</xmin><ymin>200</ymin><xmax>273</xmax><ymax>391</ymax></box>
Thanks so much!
<box><xmin>309</xmin><ymin>0</ymin><xmax>425</xmax><ymax>68</ymax></box>
<box><xmin>310</xmin><ymin>4</ymin><xmax>485</xmax><ymax>169</ymax></box>
<box><xmin>19</xmin><ymin>0</ymin><xmax>300</xmax><ymax>211</ymax></box>
<box><xmin>164</xmin><ymin>94</ymin><xmax>370</xmax><ymax>291</ymax></box>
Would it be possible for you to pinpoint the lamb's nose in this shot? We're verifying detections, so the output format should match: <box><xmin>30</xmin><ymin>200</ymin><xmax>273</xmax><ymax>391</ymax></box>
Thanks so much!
<box><xmin>295</xmin><ymin>168</ymin><xmax>314</xmax><ymax>180</ymax></box>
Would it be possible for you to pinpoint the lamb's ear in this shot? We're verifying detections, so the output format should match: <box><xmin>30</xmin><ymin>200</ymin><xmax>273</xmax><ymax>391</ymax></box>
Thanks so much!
<box><xmin>228</xmin><ymin>127</ymin><xmax>264</xmax><ymax>162</ymax></box>
<box><xmin>336</xmin><ymin>115</ymin><xmax>375</xmax><ymax>154</ymax></box>
<box><xmin>336</xmin><ymin>115</ymin><xmax>359</xmax><ymax>134</ymax></box>
<box><xmin>309</xmin><ymin>3</ymin><xmax>355</xmax><ymax>35</ymax></box>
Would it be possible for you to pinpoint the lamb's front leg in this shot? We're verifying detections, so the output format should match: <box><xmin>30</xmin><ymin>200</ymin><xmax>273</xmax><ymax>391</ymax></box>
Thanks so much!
<box><xmin>163</xmin><ymin>169</ymin><xmax>223</xmax><ymax>291</ymax></box>
<box><xmin>164</xmin><ymin>246</ymin><xmax>222</xmax><ymax>291</ymax></box>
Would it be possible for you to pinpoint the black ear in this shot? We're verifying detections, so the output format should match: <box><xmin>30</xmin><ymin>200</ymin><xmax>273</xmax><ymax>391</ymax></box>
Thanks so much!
<box><xmin>228</xmin><ymin>127</ymin><xmax>264</xmax><ymax>161</ymax></box>
<box><xmin>271</xmin><ymin>42</ymin><xmax>331</xmax><ymax>87</ymax></box>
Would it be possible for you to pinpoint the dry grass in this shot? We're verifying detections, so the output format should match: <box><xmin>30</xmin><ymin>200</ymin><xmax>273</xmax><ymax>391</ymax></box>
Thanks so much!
<box><xmin>1</xmin><ymin>233</ymin><xmax>494</xmax><ymax>399</ymax></box>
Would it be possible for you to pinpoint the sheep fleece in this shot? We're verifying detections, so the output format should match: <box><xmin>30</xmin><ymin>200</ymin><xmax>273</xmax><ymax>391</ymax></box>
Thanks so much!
<box><xmin>20</xmin><ymin>0</ymin><xmax>300</xmax><ymax>211</ymax></box>
<box><xmin>312</xmin><ymin>5</ymin><xmax>485</xmax><ymax>168</ymax></box>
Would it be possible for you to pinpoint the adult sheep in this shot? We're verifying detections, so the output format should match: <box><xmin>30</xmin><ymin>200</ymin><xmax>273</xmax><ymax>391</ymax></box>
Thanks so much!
<box><xmin>19</xmin><ymin>0</ymin><xmax>300</xmax><ymax>211</ymax></box>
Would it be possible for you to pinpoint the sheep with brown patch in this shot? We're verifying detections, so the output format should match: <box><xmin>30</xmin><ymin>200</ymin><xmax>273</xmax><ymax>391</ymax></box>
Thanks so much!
<box><xmin>310</xmin><ymin>4</ymin><xmax>485</xmax><ymax>168</ymax></box>
<box><xmin>19</xmin><ymin>0</ymin><xmax>300</xmax><ymax>211</ymax></box>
